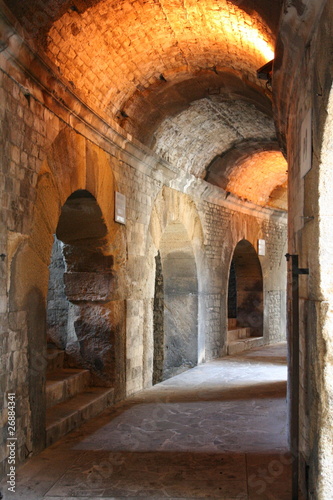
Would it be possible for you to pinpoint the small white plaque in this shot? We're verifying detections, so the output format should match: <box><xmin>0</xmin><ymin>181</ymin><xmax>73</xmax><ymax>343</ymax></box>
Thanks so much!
<box><xmin>300</xmin><ymin>108</ymin><xmax>312</xmax><ymax>177</ymax></box>
<box><xmin>115</xmin><ymin>192</ymin><xmax>126</xmax><ymax>225</ymax></box>
<box><xmin>258</xmin><ymin>239</ymin><xmax>266</xmax><ymax>256</ymax></box>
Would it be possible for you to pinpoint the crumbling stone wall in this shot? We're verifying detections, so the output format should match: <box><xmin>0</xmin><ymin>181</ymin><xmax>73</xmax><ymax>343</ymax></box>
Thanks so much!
<box><xmin>46</xmin><ymin>236</ymin><xmax>69</xmax><ymax>349</ymax></box>
<box><xmin>54</xmin><ymin>190</ymin><xmax>122</xmax><ymax>388</ymax></box>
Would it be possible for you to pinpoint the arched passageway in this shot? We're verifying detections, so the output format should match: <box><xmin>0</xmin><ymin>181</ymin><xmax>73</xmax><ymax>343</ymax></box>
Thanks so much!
<box><xmin>0</xmin><ymin>0</ymin><xmax>293</xmax><ymax>490</ymax></box>
<box><xmin>44</xmin><ymin>189</ymin><xmax>119</xmax><ymax>447</ymax></box>
<box><xmin>47</xmin><ymin>189</ymin><xmax>116</xmax><ymax>384</ymax></box>
<box><xmin>153</xmin><ymin>222</ymin><xmax>198</xmax><ymax>384</ymax></box>
<box><xmin>227</xmin><ymin>239</ymin><xmax>264</xmax><ymax>354</ymax></box>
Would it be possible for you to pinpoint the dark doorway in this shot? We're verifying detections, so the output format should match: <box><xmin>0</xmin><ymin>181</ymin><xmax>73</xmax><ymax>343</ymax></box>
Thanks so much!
<box><xmin>228</xmin><ymin>239</ymin><xmax>263</xmax><ymax>337</ymax></box>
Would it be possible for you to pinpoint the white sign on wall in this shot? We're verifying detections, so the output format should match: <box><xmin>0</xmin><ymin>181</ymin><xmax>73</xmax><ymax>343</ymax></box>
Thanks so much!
<box><xmin>300</xmin><ymin>108</ymin><xmax>312</xmax><ymax>178</ymax></box>
<box><xmin>258</xmin><ymin>239</ymin><xmax>266</xmax><ymax>256</ymax></box>
<box><xmin>115</xmin><ymin>192</ymin><xmax>126</xmax><ymax>225</ymax></box>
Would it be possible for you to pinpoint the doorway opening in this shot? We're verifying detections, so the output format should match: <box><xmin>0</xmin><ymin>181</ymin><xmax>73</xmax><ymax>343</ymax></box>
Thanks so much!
<box><xmin>46</xmin><ymin>189</ymin><xmax>113</xmax><ymax>372</ymax></box>
<box><xmin>153</xmin><ymin>222</ymin><xmax>198</xmax><ymax>383</ymax></box>
<box><xmin>45</xmin><ymin>189</ymin><xmax>115</xmax><ymax>447</ymax></box>
<box><xmin>227</xmin><ymin>239</ymin><xmax>264</xmax><ymax>354</ymax></box>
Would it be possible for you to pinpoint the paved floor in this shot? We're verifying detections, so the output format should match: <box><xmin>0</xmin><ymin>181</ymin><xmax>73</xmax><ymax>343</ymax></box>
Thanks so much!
<box><xmin>2</xmin><ymin>343</ymin><xmax>291</xmax><ymax>499</ymax></box>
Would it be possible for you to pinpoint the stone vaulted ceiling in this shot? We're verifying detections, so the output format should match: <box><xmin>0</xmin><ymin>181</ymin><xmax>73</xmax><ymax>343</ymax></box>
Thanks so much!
<box><xmin>5</xmin><ymin>0</ymin><xmax>287</xmax><ymax>210</ymax></box>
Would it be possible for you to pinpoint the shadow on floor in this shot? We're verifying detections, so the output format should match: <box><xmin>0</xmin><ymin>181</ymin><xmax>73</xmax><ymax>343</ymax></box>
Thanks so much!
<box><xmin>227</xmin><ymin>355</ymin><xmax>288</xmax><ymax>366</ymax></box>
<box><xmin>131</xmin><ymin>380</ymin><xmax>287</xmax><ymax>404</ymax></box>
<box><xmin>34</xmin><ymin>450</ymin><xmax>292</xmax><ymax>500</ymax></box>
<box><xmin>8</xmin><ymin>344</ymin><xmax>289</xmax><ymax>500</ymax></box>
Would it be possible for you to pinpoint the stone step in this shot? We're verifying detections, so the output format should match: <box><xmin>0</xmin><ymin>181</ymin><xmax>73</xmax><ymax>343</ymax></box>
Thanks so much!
<box><xmin>227</xmin><ymin>327</ymin><xmax>252</xmax><ymax>342</ymax></box>
<box><xmin>46</xmin><ymin>387</ymin><xmax>115</xmax><ymax>447</ymax></box>
<box><xmin>46</xmin><ymin>369</ymin><xmax>91</xmax><ymax>408</ymax></box>
<box><xmin>46</xmin><ymin>348</ymin><xmax>65</xmax><ymax>374</ymax></box>
<box><xmin>228</xmin><ymin>318</ymin><xmax>237</xmax><ymax>329</ymax></box>
<box><xmin>227</xmin><ymin>336</ymin><xmax>265</xmax><ymax>356</ymax></box>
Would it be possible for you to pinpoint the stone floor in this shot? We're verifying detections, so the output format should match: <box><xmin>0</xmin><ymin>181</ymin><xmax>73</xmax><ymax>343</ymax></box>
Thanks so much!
<box><xmin>2</xmin><ymin>343</ymin><xmax>291</xmax><ymax>499</ymax></box>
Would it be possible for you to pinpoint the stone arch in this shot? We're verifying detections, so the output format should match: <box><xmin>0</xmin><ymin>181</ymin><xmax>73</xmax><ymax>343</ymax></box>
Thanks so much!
<box><xmin>227</xmin><ymin>239</ymin><xmax>264</xmax><ymax>337</ymax></box>
<box><xmin>47</xmin><ymin>189</ymin><xmax>117</xmax><ymax>383</ymax></box>
<box><xmin>8</xmin><ymin>127</ymin><xmax>126</xmax><ymax>458</ymax></box>
<box><xmin>47</xmin><ymin>188</ymin><xmax>111</xmax><ymax>352</ymax></box>
<box><xmin>148</xmin><ymin>187</ymin><xmax>205</xmax><ymax>383</ymax></box>
<box><xmin>154</xmin><ymin>220</ymin><xmax>199</xmax><ymax>383</ymax></box>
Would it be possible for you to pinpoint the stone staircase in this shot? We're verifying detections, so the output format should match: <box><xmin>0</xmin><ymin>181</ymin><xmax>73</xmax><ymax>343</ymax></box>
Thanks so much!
<box><xmin>227</xmin><ymin>319</ymin><xmax>264</xmax><ymax>355</ymax></box>
<box><xmin>46</xmin><ymin>347</ymin><xmax>114</xmax><ymax>447</ymax></box>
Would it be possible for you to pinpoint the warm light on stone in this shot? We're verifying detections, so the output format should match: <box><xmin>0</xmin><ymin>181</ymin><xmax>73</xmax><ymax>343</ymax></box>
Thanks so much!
<box><xmin>5</xmin><ymin>0</ymin><xmax>333</xmax><ymax>498</ymax></box>
<box><xmin>45</xmin><ymin>0</ymin><xmax>275</xmax><ymax>114</ymax></box>
<box><xmin>223</xmin><ymin>15</ymin><xmax>274</xmax><ymax>62</ymax></box>
<box><xmin>225</xmin><ymin>150</ymin><xmax>288</xmax><ymax>207</ymax></box>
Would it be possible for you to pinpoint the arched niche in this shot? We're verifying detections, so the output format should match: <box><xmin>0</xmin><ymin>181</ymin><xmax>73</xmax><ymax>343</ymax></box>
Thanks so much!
<box><xmin>56</xmin><ymin>189</ymin><xmax>114</xmax><ymax>305</ymax></box>
<box><xmin>47</xmin><ymin>189</ymin><xmax>111</xmax><ymax>350</ymax></box>
<box><xmin>8</xmin><ymin>128</ymin><xmax>126</xmax><ymax>460</ymax></box>
<box><xmin>46</xmin><ymin>190</ymin><xmax>117</xmax><ymax>385</ymax></box>
<box><xmin>148</xmin><ymin>187</ymin><xmax>206</xmax><ymax>386</ymax></box>
<box><xmin>227</xmin><ymin>239</ymin><xmax>263</xmax><ymax>337</ymax></box>
<box><xmin>153</xmin><ymin>221</ymin><xmax>199</xmax><ymax>383</ymax></box>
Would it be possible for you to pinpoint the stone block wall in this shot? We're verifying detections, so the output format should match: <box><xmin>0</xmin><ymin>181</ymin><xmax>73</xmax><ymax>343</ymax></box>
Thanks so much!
<box><xmin>0</xmin><ymin>60</ymin><xmax>61</xmax><ymax>478</ymax></box>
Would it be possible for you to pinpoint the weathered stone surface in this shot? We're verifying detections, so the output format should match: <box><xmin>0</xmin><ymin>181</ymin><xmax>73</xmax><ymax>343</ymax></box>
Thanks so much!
<box><xmin>153</xmin><ymin>98</ymin><xmax>276</xmax><ymax>178</ymax></box>
<box><xmin>64</xmin><ymin>272</ymin><xmax>115</xmax><ymax>303</ymax></box>
<box><xmin>65</xmin><ymin>302</ymin><xmax>126</xmax><ymax>394</ymax></box>
<box><xmin>46</xmin><ymin>236</ymin><xmax>68</xmax><ymax>348</ymax></box>
<box><xmin>153</xmin><ymin>251</ymin><xmax>164</xmax><ymax>385</ymax></box>
<box><xmin>164</xmin><ymin>294</ymin><xmax>198</xmax><ymax>380</ymax></box>
<box><xmin>273</xmin><ymin>0</ymin><xmax>333</xmax><ymax>497</ymax></box>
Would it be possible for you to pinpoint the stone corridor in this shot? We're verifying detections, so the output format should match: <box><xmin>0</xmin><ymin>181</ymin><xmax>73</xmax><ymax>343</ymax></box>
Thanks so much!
<box><xmin>4</xmin><ymin>343</ymin><xmax>291</xmax><ymax>500</ymax></box>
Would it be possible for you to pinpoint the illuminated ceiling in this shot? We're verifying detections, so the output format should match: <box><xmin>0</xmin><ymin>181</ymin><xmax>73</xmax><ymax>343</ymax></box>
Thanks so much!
<box><xmin>5</xmin><ymin>0</ymin><xmax>287</xmax><ymax>210</ymax></box>
<box><xmin>214</xmin><ymin>150</ymin><xmax>288</xmax><ymax>209</ymax></box>
<box><xmin>44</xmin><ymin>0</ymin><xmax>275</xmax><ymax>113</ymax></box>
